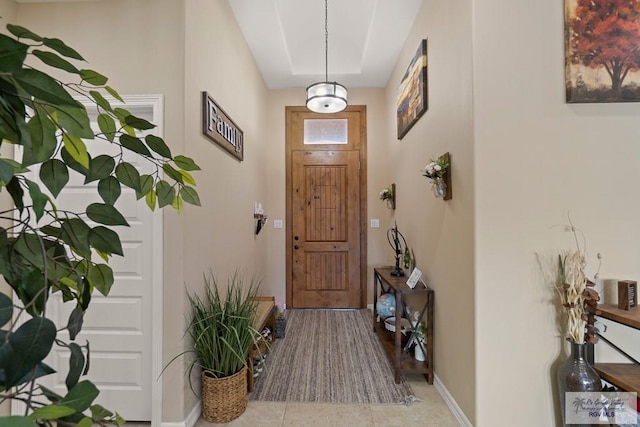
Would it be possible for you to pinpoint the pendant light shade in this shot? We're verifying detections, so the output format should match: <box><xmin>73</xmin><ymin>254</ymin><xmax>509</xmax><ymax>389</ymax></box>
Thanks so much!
<box><xmin>306</xmin><ymin>0</ymin><xmax>348</xmax><ymax>113</ymax></box>
<box><xmin>306</xmin><ymin>81</ymin><xmax>348</xmax><ymax>114</ymax></box>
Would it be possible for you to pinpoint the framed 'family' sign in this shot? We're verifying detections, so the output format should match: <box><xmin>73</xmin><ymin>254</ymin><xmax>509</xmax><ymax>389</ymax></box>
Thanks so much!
<box><xmin>202</xmin><ymin>92</ymin><xmax>243</xmax><ymax>161</ymax></box>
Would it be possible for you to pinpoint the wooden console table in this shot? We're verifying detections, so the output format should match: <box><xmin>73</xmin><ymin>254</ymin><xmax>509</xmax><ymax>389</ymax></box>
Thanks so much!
<box><xmin>592</xmin><ymin>304</ymin><xmax>640</xmax><ymax>394</ymax></box>
<box><xmin>373</xmin><ymin>267</ymin><xmax>434</xmax><ymax>384</ymax></box>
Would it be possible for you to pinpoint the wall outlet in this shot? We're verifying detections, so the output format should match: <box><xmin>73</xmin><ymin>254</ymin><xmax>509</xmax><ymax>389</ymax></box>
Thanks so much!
<box><xmin>371</xmin><ymin>219</ymin><xmax>380</xmax><ymax>228</ymax></box>
<box><xmin>273</xmin><ymin>219</ymin><xmax>283</xmax><ymax>229</ymax></box>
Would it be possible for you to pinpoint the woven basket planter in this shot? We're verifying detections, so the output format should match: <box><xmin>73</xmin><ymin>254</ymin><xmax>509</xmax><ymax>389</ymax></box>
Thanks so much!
<box><xmin>201</xmin><ymin>367</ymin><xmax>248</xmax><ymax>423</ymax></box>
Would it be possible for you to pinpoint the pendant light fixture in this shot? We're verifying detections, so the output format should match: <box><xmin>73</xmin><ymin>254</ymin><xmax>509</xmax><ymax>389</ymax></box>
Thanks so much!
<box><xmin>305</xmin><ymin>0</ymin><xmax>348</xmax><ymax>113</ymax></box>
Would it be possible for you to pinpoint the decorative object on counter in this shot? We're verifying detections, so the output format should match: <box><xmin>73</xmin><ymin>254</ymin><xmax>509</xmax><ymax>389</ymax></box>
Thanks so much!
<box><xmin>376</xmin><ymin>293</ymin><xmax>397</xmax><ymax>319</ymax></box>
<box><xmin>379</xmin><ymin>183</ymin><xmax>396</xmax><ymax>209</ymax></box>
<box><xmin>254</xmin><ymin>202</ymin><xmax>267</xmax><ymax>235</ymax></box>
<box><xmin>387</xmin><ymin>223</ymin><xmax>408</xmax><ymax>276</ymax></box>
<box><xmin>617</xmin><ymin>280</ymin><xmax>637</xmax><ymax>311</ymax></box>
<box><xmin>422</xmin><ymin>152</ymin><xmax>451</xmax><ymax>200</ymax></box>
<box><xmin>411</xmin><ymin>311</ymin><xmax>427</xmax><ymax>362</ymax></box>
<box><xmin>539</xmin><ymin>220</ymin><xmax>602</xmax><ymax>425</ymax></box>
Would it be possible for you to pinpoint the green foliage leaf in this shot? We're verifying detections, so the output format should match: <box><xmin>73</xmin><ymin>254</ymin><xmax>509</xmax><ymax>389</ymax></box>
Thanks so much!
<box><xmin>172</xmin><ymin>195</ymin><xmax>183</xmax><ymax>213</ymax></box>
<box><xmin>86</xmin><ymin>203</ymin><xmax>129</xmax><ymax>227</ymax></box>
<box><xmin>180</xmin><ymin>186</ymin><xmax>201</xmax><ymax>207</ymax></box>
<box><xmin>89</xmin><ymin>90</ymin><xmax>112</xmax><ymax>112</ymax></box>
<box><xmin>40</xmin><ymin>385</ymin><xmax>63</xmax><ymax>403</ymax></box>
<box><xmin>6</xmin><ymin>24</ymin><xmax>43</xmax><ymax>42</ymax></box>
<box><xmin>145</xmin><ymin>135</ymin><xmax>172</xmax><ymax>159</ymax></box>
<box><xmin>179</xmin><ymin>170</ymin><xmax>196</xmax><ymax>186</ymax></box>
<box><xmin>88</xmin><ymin>264</ymin><xmax>114</xmax><ymax>296</ymax></box>
<box><xmin>13</xmin><ymin>233</ymin><xmax>45</xmax><ymax>269</ymax></box>
<box><xmin>124</xmin><ymin>114</ymin><xmax>155</xmax><ymax>130</ymax></box>
<box><xmin>114</xmin><ymin>162</ymin><xmax>140</xmax><ymax>191</ymax></box>
<box><xmin>61</xmin><ymin>146</ymin><xmax>90</xmax><ymax>177</ymax></box>
<box><xmin>0</xmin><ymin>159</ymin><xmax>14</xmax><ymax>184</ymax></box>
<box><xmin>42</xmin><ymin>37</ymin><xmax>84</xmax><ymax>60</ymax></box>
<box><xmin>12</xmin><ymin>69</ymin><xmax>77</xmax><ymax>107</ymax></box>
<box><xmin>145</xmin><ymin>189</ymin><xmax>156</xmax><ymax>211</ymax></box>
<box><xmin>19</xmin><ymin>267</ymin><xmax>46</xmax><ymax>315</ymax></box>
<box><xmin>86</xmin><ymin>155</ymin><xmax>115</xmax><ymax>183</ymax></box>
<box><xmin>66</xmin><ymin>343</ymin><xmax>84</xmax><ymax>391</ymax></box>
<box><xmin>0</xmin><ymin>416</ymin><xmax>39</xmax><ymax>427</ymax></box>
<box><xmin>63</xmin><ymin>134</ymin><xmax>90</xmax><ymax>169</ymax></box>
<box><xmin>55</xmin><ymin>103</ymin><xmax>93</xmax><ymax>139</ymax></box>
<box><xmin>25</xmin><ymin>179</ymin><xmax>47</xmax><ymax>221</ymax></box>
<box><xmin>77</xmin><ymin>418</ymin><xmax>93</xmax><ymax>427</ymax></box>
<box><xmin>60</xmin><ymin>218</ymin><xmax>92</xmax><ymax>259</ymax></box>
<box><xmin>155</xmin><ymin>180</ymin><xmax>175</xmax><ymax>208</ymax></box>
<box><xmin>32</xmin><ymin>49</ymin><xmax>80</xmax><ymax>74</ymax></box>
<box><xmin>90</xmin><ymin>405</ymin><xmax>113</xmax><ymax>420</ymax></box>
<box><xmin>29</xmin><ymin>404</ymin><xmax>76</xmax><ymax>420</ymax></box>
<box><xmin>174</xmin><ymin>155</ymin><xmax>201</xmax><ymax>171</ymax></box>
<box><xmin>97</xmin><ymin>113</ymin><xmax>116</xmax><ymax>142</ymax></box>
<box><xmin>105</xmin><ymin>85</ymin><xmax>124</xmax><ymax>103</ymax></box>
<box><xmin>4</xmin><ymin>317</ymin><xmax>57</xmax><ymax>388</ymax></box>
<box><xmin>66</xmin><ymin>305</ymin><xmax>83</xmax><ymax>341</ymax></box>
<box><xmin>97</xmin><ymin>176</ymin><xmax>121</xmax><ymax>205</ymax></box>
<box><xmin>40</xmin><ymin>158</ymin><xmax>69</xmax><ymax>198</ymax></box>
<box><xmin>59</xmin><ymin>380</ymin><xmax>99</xmax><ymax>412</ymax></box>
<box><xmin>0</xmin><ymin>34</ymin><xmax>28</xmax><ymax>72</ymax></box>
<box><xmin>120</xmin><ymin>134</ymin><xmax>151</xmax><ymax>157</ymax></box>
<box><xmin>7</xmin><ymin>176</ymin><xmax>24</xmax><ymax>213</ymax></box>
<box><xmin>23</xmin><ymin>110</ymin><xmax>57</xmax><ymax>166</ymax></box>
<box><xmin>135</xmin><ymin>174</ymin><xmax>153</xmax><ymax>200</ymax></box>
<box><xmin>162</xmin><ymin>163</ymin><xmax>183</xmax><ymax>183</ymax></box>
<box><xmin>89</xmin><ymin>226</ymin><xmax>123</xmax><ymax>256</ymax></box>
<box><xmin>80</xmin><ymin>69</ymin><xmax>108</xmax><ymax>86</ymax></box>
<box><xmin>0</xmin><ymin>293</ymin><xmax>13</xmax><ymax>328</ymax></box>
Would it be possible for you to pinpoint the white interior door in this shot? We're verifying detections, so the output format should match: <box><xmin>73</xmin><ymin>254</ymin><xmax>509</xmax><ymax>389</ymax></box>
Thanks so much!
<box><xmin>13</xmin><ymin>96</ymin><xmax>163</xmax><ymax>422</ymax></box>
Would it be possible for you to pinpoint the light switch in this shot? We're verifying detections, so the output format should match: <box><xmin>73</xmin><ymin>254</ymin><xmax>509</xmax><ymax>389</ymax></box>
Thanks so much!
<box><xmin>273</xmin><ymin>220</ymin><xmax>283</xmax><ymax>229</ymax></box>
<box><xmin>371</xmin><ymin>219</ymin><xmax>380</xmax><ymax>228</ymax></box>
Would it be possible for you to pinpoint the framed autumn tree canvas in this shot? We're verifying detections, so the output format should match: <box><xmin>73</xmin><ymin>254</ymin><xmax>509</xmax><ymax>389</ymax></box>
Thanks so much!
<box><xmin>565</xmin><ymin>0</ymin><xmax>640</xmax><ymax>103</ymax></box>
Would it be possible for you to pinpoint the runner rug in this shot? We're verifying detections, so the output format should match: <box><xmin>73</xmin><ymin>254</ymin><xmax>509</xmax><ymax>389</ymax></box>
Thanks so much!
<box><xmin>249</xmin><ymin>309</ymin><xmax>415</xmax><ymax>405</ymax></box>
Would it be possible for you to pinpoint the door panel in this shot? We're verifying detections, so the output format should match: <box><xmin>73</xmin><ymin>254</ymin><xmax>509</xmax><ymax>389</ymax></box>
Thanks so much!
<box><xmin>291</xmin><ymin>150</ymin><xmax>360</xmax><ymax>308</ymax></box>
<box><xmin>16</xmin><ymin>101</ymin><xmax>158</xmax><ymax>422</ymax></box>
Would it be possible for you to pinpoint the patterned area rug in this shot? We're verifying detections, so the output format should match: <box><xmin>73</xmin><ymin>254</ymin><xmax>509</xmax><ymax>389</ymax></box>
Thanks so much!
<box><xmin>249</xmin><ymin>309</ymin><xmax>415</xmax><ymax>404</ymax></box>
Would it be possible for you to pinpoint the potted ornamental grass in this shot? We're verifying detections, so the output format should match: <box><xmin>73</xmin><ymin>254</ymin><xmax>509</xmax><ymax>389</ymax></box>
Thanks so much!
<box><xmin>177</xmin><ymin>271</ymin><xmax>261</xmax><ymax>423</ymax></box>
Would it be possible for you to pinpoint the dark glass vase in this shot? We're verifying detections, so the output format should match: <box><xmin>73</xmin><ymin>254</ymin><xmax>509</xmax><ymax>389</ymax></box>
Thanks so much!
<box><xmin>557</xmin><ymin>342</ymin><xmax>601</xmax><ymax>427</ymax></box>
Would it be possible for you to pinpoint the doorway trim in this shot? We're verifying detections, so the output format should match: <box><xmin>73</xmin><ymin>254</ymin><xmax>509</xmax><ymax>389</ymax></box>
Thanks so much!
<box><xmin>285</xmin><ymin>105</ymin><xmax>368</xmax><ymax>308</ymax></box>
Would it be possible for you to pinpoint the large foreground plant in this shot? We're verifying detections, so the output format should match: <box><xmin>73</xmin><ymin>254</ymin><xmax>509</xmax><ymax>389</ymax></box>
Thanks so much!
<box><xmin>179</xmin><ymin>272</ymin><xmax>260</xmax><ymax>392</ymax></box>
<box><xmin>0</xmin><ymin>23</ymin><xmax>201</xmax><ymax>426</ymax></box>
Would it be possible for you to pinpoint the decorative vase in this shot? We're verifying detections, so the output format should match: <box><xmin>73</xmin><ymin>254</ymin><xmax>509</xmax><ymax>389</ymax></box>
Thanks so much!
<box><xmin>414</xmin><ymin>340</ymin><xmax>426</xmax><ymax>361</ymax></box>
<box><xmin>201</xmin><ymin>367</ymin><xmax>248</xmax><ymax>423</ymax></box>
<box><xmin>557</xmin><ymin>342</ymin><xmax>601</xmax><ymax>427</ymax></box>
<box><xmin>432</xmin><ymin>177</ymin><xmax>447</xmax><ymax>198</ymax></box>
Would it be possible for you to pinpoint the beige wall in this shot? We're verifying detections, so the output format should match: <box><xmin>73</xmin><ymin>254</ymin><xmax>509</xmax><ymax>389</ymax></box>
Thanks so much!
<box><xmin>474</xmin><ymin>0</ymin><xmax>640</xmax><ymax>425</ymax></box>
<box><xmin>182</xmin><ymin>0</ymin><xmax>270</xmax><ymax>419</ymax></box>
<box><xmin>385</xmin><ymin>0</ymin><xmax>476</xmax><ymax>423</ymax></box>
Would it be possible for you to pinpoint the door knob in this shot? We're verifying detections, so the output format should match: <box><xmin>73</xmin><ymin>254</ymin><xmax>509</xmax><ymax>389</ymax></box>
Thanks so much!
<box><xmin>294</xmin><ymin>245</ymin><xmax>299</xmax><ymax>250</ymax></box>
<box><xmin>294</xmin><ymin>236</ymin><xmax>299</xmax><ymax>240</ymax></box>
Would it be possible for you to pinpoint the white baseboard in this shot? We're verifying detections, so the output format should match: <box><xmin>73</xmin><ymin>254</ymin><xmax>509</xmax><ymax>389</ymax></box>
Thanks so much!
<box><xmin>434</xmin><ymin>373</ymin><xmax>473</xmax><ymax>427</ymax></box>
<box><xmin>161</xmin><ymin>402</ymin><xmax>201</xmax><ymax>427</ymax></box>
<box><xmin>367</xmin><ymin>303</ymin><xmax>373</xmax><ymax>311</ymax></box>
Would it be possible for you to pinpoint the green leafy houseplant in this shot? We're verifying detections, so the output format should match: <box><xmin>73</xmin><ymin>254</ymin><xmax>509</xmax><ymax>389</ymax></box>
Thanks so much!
<box><xmin>0</xmin><ymin>23</ymin><xmax>201</xmax><ymax>426</ymax></box>
<box><xmin>181</xmin><ymin>272</ymin><xmax>260</xmax><ymax>387</ymax></box>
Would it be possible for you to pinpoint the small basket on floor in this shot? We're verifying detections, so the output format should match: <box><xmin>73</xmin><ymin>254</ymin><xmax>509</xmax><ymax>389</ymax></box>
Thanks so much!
<box><xmin>201</xmin><ymin>367</ymin><xmax>248</xmax><ymax>423</ymax></box>
<box><xmin>275</xmin><ymin>317</ymin><xmax>286</xmax><ymax>338</ymax></box>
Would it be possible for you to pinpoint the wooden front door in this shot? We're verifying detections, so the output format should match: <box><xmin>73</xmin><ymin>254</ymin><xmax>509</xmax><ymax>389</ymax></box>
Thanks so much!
<box><xmin>286</xmin><ymin>106</ymin><xmax>367</xmax><ymax>308</ymax></box>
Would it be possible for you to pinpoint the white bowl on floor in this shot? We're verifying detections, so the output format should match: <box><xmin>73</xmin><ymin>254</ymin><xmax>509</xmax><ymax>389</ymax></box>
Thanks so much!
<box><xmin>384</xmin><ymin>316</ymin><xmax>411</xmax><ymax>334</ymax></box>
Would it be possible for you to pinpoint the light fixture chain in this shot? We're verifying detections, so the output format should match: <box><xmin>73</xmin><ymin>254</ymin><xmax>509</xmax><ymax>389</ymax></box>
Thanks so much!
<box><xmin>324</xmin><ymin>0</ymin><xmax>328</xmax><ymax>81</ymax></box>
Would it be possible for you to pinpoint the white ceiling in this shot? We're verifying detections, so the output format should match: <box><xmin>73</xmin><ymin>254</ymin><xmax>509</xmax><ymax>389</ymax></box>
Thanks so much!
<box><xmin>228</xmin><ymin>0</ymin><xmax>423</xmax><ymax>89</ymax></box>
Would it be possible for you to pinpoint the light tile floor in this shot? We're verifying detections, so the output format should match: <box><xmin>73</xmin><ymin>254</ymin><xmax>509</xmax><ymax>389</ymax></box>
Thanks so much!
<box><xmin>195</xmin><ymin>374</ymin><xmax>461</xmax><ymax>427</ymax></box>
